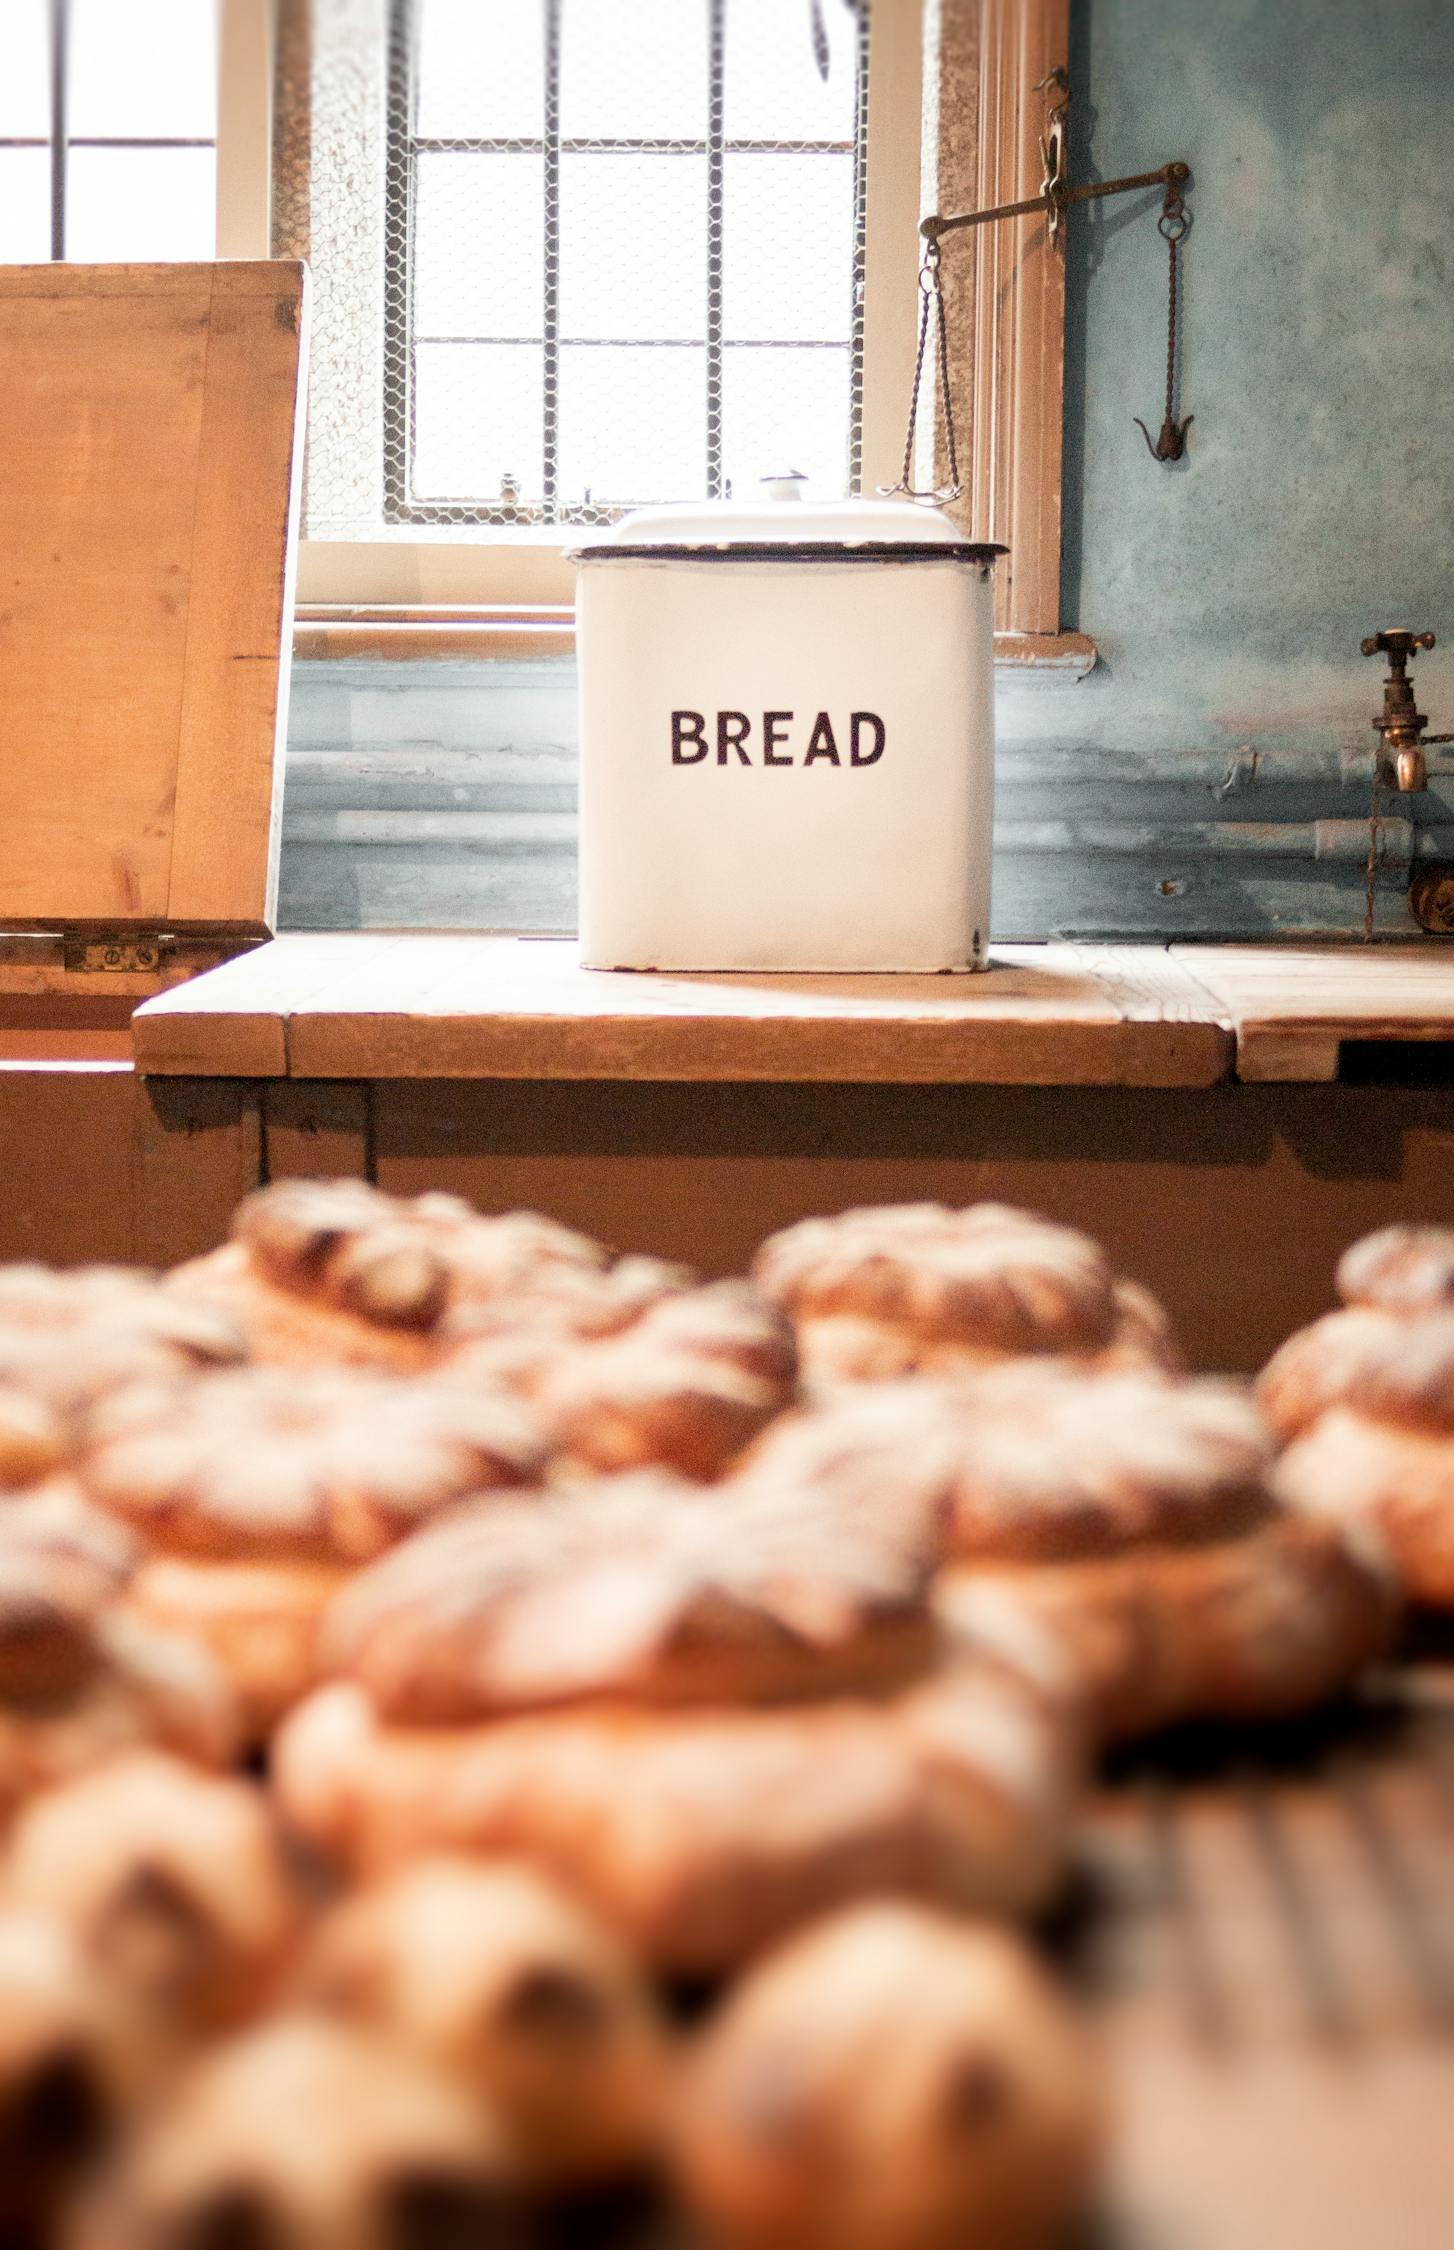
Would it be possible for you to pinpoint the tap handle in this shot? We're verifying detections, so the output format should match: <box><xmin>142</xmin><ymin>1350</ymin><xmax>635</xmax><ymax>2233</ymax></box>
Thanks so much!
<box><xmin>1362</xmin><ymin>628</ymin><xmax>1436</xmax><ymax>666</ymax></box>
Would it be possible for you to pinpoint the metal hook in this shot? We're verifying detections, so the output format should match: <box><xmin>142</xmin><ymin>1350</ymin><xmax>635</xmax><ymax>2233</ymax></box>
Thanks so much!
<box><xmin>1133</xmin><ymin>413</ymin><xmax>1194</xmax><ymax>461</ymax></box>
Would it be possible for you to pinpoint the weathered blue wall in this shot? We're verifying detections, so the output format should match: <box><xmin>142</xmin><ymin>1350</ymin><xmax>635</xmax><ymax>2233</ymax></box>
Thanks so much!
<box><xmin>279</xmin><ymin>0</ymin><xmax>1454</xmax><ymax>941</ymax></box>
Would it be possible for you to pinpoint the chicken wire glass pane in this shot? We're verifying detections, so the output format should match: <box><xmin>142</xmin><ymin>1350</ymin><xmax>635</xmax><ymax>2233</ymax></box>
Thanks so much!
<box><xmin>67</xmin><ymin>147</ymin><xmax>216</xmax><ymax>261</ymax></box>
<box><xmin>68</xmin><ymin>0</ymin><xmax>217</xmax><ymax>140</ymax></box>
<box><xmin>413</xmin><ymin>342</ymin><xmax>545</xmax><ymax>500</ymax></box>
<box><xmin>415</xmin><ymin>152</ymin><xmax>545</xmax><ymax>338</ymax></box>
<box><xmin>559</xmin><ymin>0</ymin><xmax>707</xmax><ymax>142</ymax></box>
<box><xmin>0</xmin><ymin>149</ymin><xmax>50</xmax><ymax>260</ymax></box>
<box><xmin>724</xmin><ymin>0</ymin><xmax>861</xmax><ymax>144</ymax></box>
<box><xmin>724</xmin><ymin>151</ymin><xmax>853</xmax><ymax>342</ymax></box>
<box><xmin>380</xmin><ymin>0</ymin><xmax>866</xmax><ymax>525</ymax></box>
<box><xmin>557</xmin><ymin>345</ymin><xmax>704</xmax><ymax>506</ymax></box>
<box><xmin>560</xmin><ymin>153</ymin><xmax>707</xmax><ymax>342</ymax></box>
<box><xmin>722</xmin><ymin>345</ymin><xmax>850</xmax><ymax>498</ymax></box>
<box><xmin>0</xmin><ymin>0</ymin><xmax>49</xmax><ymax>138</ymax></box>
<box><xmin>416</xmin><ymin>0</ymin><xmax>544</xmax><ymax>141</ymax></box>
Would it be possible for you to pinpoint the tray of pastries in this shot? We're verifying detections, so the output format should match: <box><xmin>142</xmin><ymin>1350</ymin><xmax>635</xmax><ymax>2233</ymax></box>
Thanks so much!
<box><xmin>0</xmin><ymin>1185</ymin><xmax>1451</xmax><ymax>2247</ymax></box>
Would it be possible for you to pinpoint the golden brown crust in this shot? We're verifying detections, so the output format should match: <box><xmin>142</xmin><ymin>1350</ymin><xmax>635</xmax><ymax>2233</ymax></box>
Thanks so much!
<box><xmin>0</xmin><ymin>1481</ymin><xmax>139</xmax><ymax>1602</ymax></box>
<box><xmin>740</xmin><ymin>1369</ymin><xmax>1276</xmax><ymax>1567</ymax></box>
<box><xmin>79</xmin><ymin>1367</ymin><xmax>549</xmax><ymax>1564</ymax></box>
<box><xmin>503</xmin><ymin>1282</ymin><xmax>800</xmax><ymax>1481</ymax></box>
<box><xmin>171</xmin><ymin>1179</ymin><xmax>687</xmax><ymax>1371</ymax></box>
<box><xmin>294</xmin><ymin>1858</ymin><xmax>670</xmax><ymax>2187</ymax></box>
<box><xmin>117</xmin><ymin>1556</ymin><xmax>348</xmax><ymax>1741</ymax></box>
<box><xmin>1255</xmin><ymin>1305</ymin><xmax>1405</xmax><ymax>1440</ymax></box>
<box><xmin>670</xmin><ymin>1903</ymin><xmax>1103</xmax><ymax>2250</ymax></box>
<box><xmin>0</xmin><ymin>1598</ymin><xmax>240</xmax><ymax>1827</ymax></box>
<box><xmin>320</xmin><ymin>1474</ymin><xmax>938</xmax><ymax>1724</ymax></box>
<box><xmin>751</xmin><ymin>1202</ymin><xmax>1179</xmax><ymax>1384</ymax></box>
<box><xmin>936</xmin><ymin>1511</ymin><xmax>1397</xmax><ymax>1739</ymax></box>
<box><xmin>69</xmin><ymin>2014</ymin><xmax>511</xmax><ymax>2250</ymax></box>
<box><xmin>0</xmin><ymin>1389</ymin><xmax>67</xmax><ymax>1488</ymax></box>
<box><xmin>1258</xmin><ymin>1227</ymin><xmax>1454</xmax><ymax>1443</ymax></box>
<box><xmin>1275</xmin><ymin>1407</ymin><xmax>1454</xmax><ymax>1608</ymax></box>
<box><xmin>3</xmin><ymin>1752</ymin><xmax>302</xmax><ymax>2033</ymax></box>
<box><xmin>0</xmin><ymin>1265</ymin><xmax>244</xmax><ymax>1420</ymax></box>
<box><xmin>1337</xmin><ymin>1223</ymin><xmax>1454</xmax><ymax>1314</ymax></box>
<box><xmin>272</xmin><ymin>1670</ymin><xmax>1073</xmax><ymax>1974</ymax></box>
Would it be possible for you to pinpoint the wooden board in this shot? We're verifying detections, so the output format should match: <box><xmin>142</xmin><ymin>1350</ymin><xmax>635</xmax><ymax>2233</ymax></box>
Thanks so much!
<box><xmin>130</xmin><ymin>936</ymin><xmax>1234</xmax><ymax>1085</ymax></box>
<box><xmin>1172</xmin><ymin>944</ymin><xmax>1454</xmax><ymax>1081</ymax></box>
<box><xmin>0</xmin><ymin>262</ymin><xmax>307</xmax><ymax>940</ymax></box>
<box><xmin>1085</xmin><ymin>1674</ymin><xmax>1454</xmax><ymax>2247</ymax></box>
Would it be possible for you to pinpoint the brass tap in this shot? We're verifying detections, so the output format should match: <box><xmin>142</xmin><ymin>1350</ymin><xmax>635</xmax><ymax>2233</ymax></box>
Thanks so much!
<box><xmin>1361</xmin><ymin>628</ymin><xmax>1454</xmax><ymax>792</ymax></box>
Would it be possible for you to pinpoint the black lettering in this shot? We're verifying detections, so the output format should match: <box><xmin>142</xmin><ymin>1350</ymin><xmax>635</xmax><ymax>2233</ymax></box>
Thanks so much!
<box><xmin>763</xmin><ymin>711</ymin><xmax>793</xmax><ymax>767</ymax></box>
<box><xmin>803</xmin><ymin>712</ymin><xmax>841</xmax><ymax>766</ymax></box>
<box><xmin>717</xmin><ymin>711</ymin><xmax>752</xmax><ymax>765</ymax></box>
<box><xmin>672</xmin><ymin>711</ymin><xmax>708</xmax><ymax>764</ymax></box>
<box><xmin>850</xmin><ymin>711</ymin><xmax>885</xmax><ymax>767</ymax></box>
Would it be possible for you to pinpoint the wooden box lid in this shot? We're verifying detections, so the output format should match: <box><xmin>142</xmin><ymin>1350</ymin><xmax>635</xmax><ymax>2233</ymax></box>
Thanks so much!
<box><xmin>0</xmin><ymin>262</ymin><xmax>307</xmax><ymax>946</ymax></box>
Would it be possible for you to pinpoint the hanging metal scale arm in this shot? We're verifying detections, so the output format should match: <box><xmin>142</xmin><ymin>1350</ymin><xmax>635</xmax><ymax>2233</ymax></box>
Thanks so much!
<box><xmin>920</xmin><ymin>160</ymin><xmax>1191</xmax><ymax>247</ymax></box>
<box><xmin>914</xmin><ymin>157</ymin><xmax>1195</xmax><ymax>474</ymax></box>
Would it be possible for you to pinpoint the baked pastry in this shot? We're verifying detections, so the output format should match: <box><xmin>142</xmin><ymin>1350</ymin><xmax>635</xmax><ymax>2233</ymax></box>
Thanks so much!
<box><xmin>274</xmin><ymin>1477</ymin><xmax>1076</xmax><ymax>1974</ymax></box>
<box><xmin>0</xmin><ymin>1386</ymin><xmax>67</xmax><ymax>1489</ymax></box>
<box><xmin>0</xmin><ymin>1481</ymin><xmax>140</xmax><ymax>1609</ymax></box>
<box><xmin>670</xmin><ymin>1901</ymin><xmax>1103</xmax><ymax>2250</ymax></box>
<box><xmin>746</xmin><ymin>1368</ymin><xmax>1394</xmax><ymax>1739</ymax></box>
<box><xmin>295</xmin><ymin>1857</ymin><xmax>669</xmax><ymax>2188</ymax></box>
<box><xmin>79</xmin><ymin>1366</ymin><xmax>550</xmax><ymax>1735</ymax></box>
<box><xmin>442</xmin><ymin>1279</ymin><xmax>800</xmax><ymax>1481</ymax></box>
<box><xmin>738</xmin><ymin>1370</ymin><xmax>1274</xmax><ymax>1564</ymax></box>
<box><xmin>67</xmin><ymin>2015</ymin><xmax>515</xmax><ymax>2250</ymax></box>
<box><xmin>940</xmin><ymin>1511</ymin><xmax>1398</xmax><ymax>1740</ymax></box>
<box><xmin>1259</xmin><ymin>1224</ymin><xmax>1454</xmax><ymax>1441</ymax></box>
<box><xmin>0</xmin><ymin>1265</ymin><xmax>243</xmax><ymax>1424</ymax></box>
<box><xmin>751</xmin><ymin>1201</ymin><xmax>1178</xmax><ymax>1387</ymax></box>
<box><xmin>3</xmin><ymin>1753</ymin><xmax>302</xmax><ymax>2035</ymax></box>
<box><xmin>0</xmin><ymin>1519</ymin><xmax>239</xmax><ymax>1824</ymax></box>
<box><xmin>0</xmin><ymin>1911</ymin><xmax>156</xmax><ymax>2244</ymax></box>
<box><xmin>170</xmin><ymin>1177</ymin><xmax>685</xmax><ymax>1373</ymax></box>
<box><xmin>1272</xmin><ymin>1314</ymin><xmax>1454</xmax><ymax>1607</ymax></box>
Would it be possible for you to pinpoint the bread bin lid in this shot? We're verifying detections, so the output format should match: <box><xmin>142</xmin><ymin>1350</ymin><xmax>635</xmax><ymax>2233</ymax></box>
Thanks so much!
<box><xmin>571</xmin><ymin>474</ymin><xmax>1006</xmax><ymax>564</ymax></box>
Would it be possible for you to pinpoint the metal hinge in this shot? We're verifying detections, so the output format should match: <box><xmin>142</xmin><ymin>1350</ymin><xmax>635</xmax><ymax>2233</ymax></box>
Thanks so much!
<box><xmin>62</xmin><ymin>936</ymin><xmax>165</xmax><ymax>974</ymax></box>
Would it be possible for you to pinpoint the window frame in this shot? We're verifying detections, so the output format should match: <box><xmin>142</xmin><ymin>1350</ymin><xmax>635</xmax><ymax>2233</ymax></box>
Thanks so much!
<box><xmin>0</xmin><ymin>0</ymin><xmax>242</xmax><ymax>264</ymax></box>
<box><xmin>286</xmin><ymin>0</ymin><xmax>926</xmax><ymax>606</ymax></box>
<box><xmin>245</xmin><ymin>0</ymin><xmax>1088</xmax><ymax>663</ymax></box>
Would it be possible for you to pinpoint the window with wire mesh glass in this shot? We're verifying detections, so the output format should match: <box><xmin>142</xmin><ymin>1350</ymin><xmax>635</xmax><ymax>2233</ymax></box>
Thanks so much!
<box><xmin>384</xmin><ymin>0</ymin><xmax>870</xmax><ymax>528</ymax></box>
<box><xmin>0</xmin><ymin>0</ymin><xmax>217</xmax><ymax>264</ymax></box>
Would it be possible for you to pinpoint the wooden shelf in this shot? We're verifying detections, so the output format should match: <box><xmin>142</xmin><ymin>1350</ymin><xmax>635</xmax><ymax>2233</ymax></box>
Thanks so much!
<box><xmin>1169</xmin><ymin>944</ymin><xmax>1454</xmax><ymax>1082</ymax></box>
<box><xmin>129</xmin><ymin>936</ymin><xmax>1454</xmax><ymax>1087</ymax></box>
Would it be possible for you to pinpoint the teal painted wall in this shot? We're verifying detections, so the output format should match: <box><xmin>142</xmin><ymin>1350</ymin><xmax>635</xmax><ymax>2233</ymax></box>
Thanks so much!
<box><xmin>279</xmin><ymin>0</ymin><xmax>1454</xmax><ymax>941</ymax></box>
<box><xmin>1051</xmin><ymin>0</ymin><xmax>1454</xmax><ymax>747</ymax></box>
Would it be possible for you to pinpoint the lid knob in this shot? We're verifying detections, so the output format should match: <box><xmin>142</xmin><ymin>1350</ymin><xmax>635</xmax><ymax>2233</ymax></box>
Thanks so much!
<box><xmin>760</xmin><ymin>473</ymin><xmax>807</xmax><ymax>504</ymax></box>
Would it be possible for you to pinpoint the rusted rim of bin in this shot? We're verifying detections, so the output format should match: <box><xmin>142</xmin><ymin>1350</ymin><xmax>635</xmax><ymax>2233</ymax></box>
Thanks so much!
<box><xmin>568</xmin><ymin>541</ymin><xmax>1008</xmax><ymax>565</ymax></box>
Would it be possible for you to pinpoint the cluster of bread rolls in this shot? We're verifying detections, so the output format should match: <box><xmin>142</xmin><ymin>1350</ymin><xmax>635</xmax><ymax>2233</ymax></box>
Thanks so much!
<box><xmin>0</xmin><ymin>1184</ymin><xmax>1438</xmax><ymax>2246</ymax></box>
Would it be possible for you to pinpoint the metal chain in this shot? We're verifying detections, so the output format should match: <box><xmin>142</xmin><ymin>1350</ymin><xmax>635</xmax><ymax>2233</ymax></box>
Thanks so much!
<box><xmin>1135</xmin><ymin>180</ymin><xmax>1193</xmax><ymax>461</ymax></box>
<box><xmin>881</xmin><ymin>241</ymin><xmax>963</xmax><ymax>504</ymax></box>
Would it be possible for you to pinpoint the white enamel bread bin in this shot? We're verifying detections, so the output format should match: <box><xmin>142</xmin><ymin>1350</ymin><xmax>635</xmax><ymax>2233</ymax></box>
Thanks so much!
<box><xmin>573</xmin><ymin>479</ymin><xmax>1005</xmax><ymax>972</ymax></box>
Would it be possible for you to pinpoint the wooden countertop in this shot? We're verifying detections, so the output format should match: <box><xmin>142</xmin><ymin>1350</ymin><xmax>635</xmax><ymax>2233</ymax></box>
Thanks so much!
<box><xmin>129</xmin><ymin>936</ymin><xmax>1454</xmax><ymax>1086</ymax></box>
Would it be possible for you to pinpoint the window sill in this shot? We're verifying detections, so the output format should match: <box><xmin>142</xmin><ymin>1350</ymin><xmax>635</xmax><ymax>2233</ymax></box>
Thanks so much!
<box><xmin>292</xmin><ymin>606</ymin><xmax>1098</xmax><ymax>675</ymax></box>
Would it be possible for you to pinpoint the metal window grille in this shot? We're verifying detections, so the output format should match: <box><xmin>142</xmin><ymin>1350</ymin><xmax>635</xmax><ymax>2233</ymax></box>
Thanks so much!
<box><xmin>382</xmin><ymin>0</ymin><xmax>870</xmax><ymax>528</ymax></box>
<box><xmin>0</xmin><ymin>0</ymin><xmax>217</xmax><ymax>263</ymax></box>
